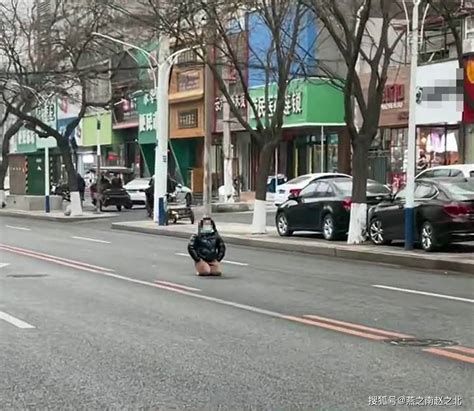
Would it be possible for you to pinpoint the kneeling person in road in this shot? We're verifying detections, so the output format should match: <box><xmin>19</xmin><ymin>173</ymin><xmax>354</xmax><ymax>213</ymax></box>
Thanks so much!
<box><xmin>188</xmin><ymin>218</ymin><xmax>226</xmax><ymax>276</ymax></box>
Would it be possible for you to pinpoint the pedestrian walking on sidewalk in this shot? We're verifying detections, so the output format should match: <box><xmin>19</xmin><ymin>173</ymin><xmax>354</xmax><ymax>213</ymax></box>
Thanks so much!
<box><xmin>188</xmin><ymin>217</ymin><xmax>226</xmax><ymax>276</ymax></box>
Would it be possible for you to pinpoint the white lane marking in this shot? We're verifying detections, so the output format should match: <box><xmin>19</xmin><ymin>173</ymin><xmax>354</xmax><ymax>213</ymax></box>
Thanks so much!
<box><xmin>154</xmin><ymin>280</ymin><xmax>201</xmax><ymax>292</ymax></box>
<box><xmin>6</xmin><ymin>225</ymin><xmax>31</xmax><ymax>231</ymax></box>
<box><xmin>0</xmin><ymin>244</ymin><xmax>115</xmax><ymax>273</ymax></box>
<box><xmin>72</xmin><ymin>236</ymin><xmax>111</xmax><ymax>244</ymax></box>
<box><xmin>175</xmin><ymin>252</ymin><xmax>249</xmax><ymax>266</ymax></box>
<box><xmin>0</xmin><ymin>263</ymin><xmax>10</xmax><ymax>269</ymax></box>
<box><xmin>79</xmin><ymin>270</ymin><xmax>287</xmax><ymax>320</ymax></box>
<box><xmin>373</xmin><ymin>285</ymin><xmax>474</xmax><ymax>304</ymax></box>
<box><xmin>0</xmin><ymin>311</ymin><xmax>35</xmax><ymax>329</ymax></box>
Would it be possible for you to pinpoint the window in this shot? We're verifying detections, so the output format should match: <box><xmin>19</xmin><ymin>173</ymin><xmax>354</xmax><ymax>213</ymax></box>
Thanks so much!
<box><xmin>395</xmin><ymin>188</ymin><xmax>406</xmax><ymax>201</ymax></box>
<box><xmin>178</xmin><ymin>109</ymin><xmax>198</xmax><ymax>129</ymax></box>
<box><xmin>419</xmin><ymin>170</ymin><xmax>434</xmax><ymax>178</ymax></box>
<box><xmin>313</xmin><ymin>182</ymin><xmax>331</xmax><ymax>198</ymax></box>
<box><xmin>432</xmin><ymin>169</ymin><xmax>451</xmax><ymax>178</ymax></box>
<box><xmin>419</xmin><ymin>19</ymin><xmax>461</xmax><ymax>63</ymax></box>
<box><xmin>300</xmin><ymin>182</ymin><xmax>318</xmax><ymax>198</ymax></box>
<box><xmin>450</xmin><ymin>169</ymin><xmax>463</xmax><ymax>177</ymax></box>
<box><xmin>415</xmin><ymin>184</ymin><xmax>437</xmax><ymax>199</ymax></box>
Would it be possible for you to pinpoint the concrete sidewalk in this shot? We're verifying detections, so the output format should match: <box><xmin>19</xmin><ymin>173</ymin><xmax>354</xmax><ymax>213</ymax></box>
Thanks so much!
<box><xmin>0</xmin><ymin>209</ymin><xmax>113</xmax><ymax>222</ymax></box>
<box><xmin>112</xmin><ymin>220</ymin><xmax>474</xmax><ymax>275</ymax></box>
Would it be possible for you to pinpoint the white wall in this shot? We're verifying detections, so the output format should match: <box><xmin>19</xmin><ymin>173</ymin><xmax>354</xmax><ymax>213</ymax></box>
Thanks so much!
<box><xmin>415</xmin><ymin>60</ymin><xmax>462</xmax><ymax>125</ymax></box>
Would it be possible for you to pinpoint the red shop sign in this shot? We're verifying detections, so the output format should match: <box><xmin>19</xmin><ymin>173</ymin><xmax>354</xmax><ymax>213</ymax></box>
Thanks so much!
<box><xmin>381</xmin><ymin>84</ymin><xmax>404</xmax><ymax>110</ymax></box>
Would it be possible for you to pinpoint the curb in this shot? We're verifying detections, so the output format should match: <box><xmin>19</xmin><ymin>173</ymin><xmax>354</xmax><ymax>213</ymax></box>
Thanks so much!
<box><xmin>111</xmin><ymin>223</ymin><xmax>474</xmax><ymax>275</ymax></box>
<box><xmin>0</xmin><ymin>211</ymin><xmax>113</xmax><ymax>223</ymax></box>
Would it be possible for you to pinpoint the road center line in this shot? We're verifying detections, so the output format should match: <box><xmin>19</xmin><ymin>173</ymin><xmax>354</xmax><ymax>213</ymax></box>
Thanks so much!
<box><xmin>6</xmin><ymin>225</ymin><xmax>31</xmax><ymax>231</ymax></box>
<box><xmin>72</xmin><ymin>236</ymin><xmax>111</xmax><ymax>244</ymax></box>
<box><xmin>373</xmin><ymin>285</ymin><xmax>474</xmax><ymax>304</ymax></box>
<box><xmin>175</xmin><ymin>252</ymin><xmax>249</xmax><ymax>266</ymax></box>
<box><xmin>0</xmin><ymin>311</ymin><xmax>35</xmax><ymax>329</ymax></box>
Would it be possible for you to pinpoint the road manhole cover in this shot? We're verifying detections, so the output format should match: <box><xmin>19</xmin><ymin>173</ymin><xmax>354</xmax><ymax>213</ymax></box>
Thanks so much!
<box><xmin>7</xmin><ymin>274</ymin><xmax>48</xmax><ymax>278</ymax></box>
<box><xmin>386</xmin><ymin>338</ymin><xmax>458</xmax><ymax>347</ymax></box>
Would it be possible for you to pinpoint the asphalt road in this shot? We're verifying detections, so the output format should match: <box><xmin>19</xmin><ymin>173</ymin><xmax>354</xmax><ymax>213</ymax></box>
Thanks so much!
<box><xmin>1</xmin><ymin>215</ymin><xmax>473</xmax><ymax>410</ymax></box>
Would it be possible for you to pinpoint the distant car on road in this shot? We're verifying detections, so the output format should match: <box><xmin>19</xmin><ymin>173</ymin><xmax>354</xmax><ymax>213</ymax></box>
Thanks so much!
<box><xmin>125</xmin><ymin>176</ymin><xmax>193</xmax><ymax>208</ymax></box>
<box><xmin>369</xmin><ymin>178</ymin><xmax>474</xmax><ymax>251</ymax></box>
<box><xmin>124</xmin><ymin>178</ymin><xmax>149</xmax><ymax>206</ymax></box>
<box><xmin>276</xmin><ymin>177</ymin><xmax>391</xmax><ymax>240</ymax></box>
<box><xmin>274</xmin><ymin>173</ymin><xmax>351</xmax><ymax>206</ymax></box>
<box><xmin>416</xmin><ymin>164</ymin><xmax>474</xmax><ymax>179</ymax></box>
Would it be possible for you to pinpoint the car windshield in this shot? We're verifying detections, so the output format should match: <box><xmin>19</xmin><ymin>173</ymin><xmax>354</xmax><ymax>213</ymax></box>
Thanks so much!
<box><xmin>334</xmin><ymin>180</ymin><xmax>390</xmax><ymax>195</ymax></box>
<box><xmin>285</xmin><ymin>175</ymin><xmax>312</xmax><ymax>185</ymax></box>
<box><xmin>439</xmin><ymin>181</ymin><xmax>474</xmax><ymax>200</ymax></box>
<box><xmin>125</xmin><ymin>179</ymin><xmax>149</xmax><ymax>187</ymax></box>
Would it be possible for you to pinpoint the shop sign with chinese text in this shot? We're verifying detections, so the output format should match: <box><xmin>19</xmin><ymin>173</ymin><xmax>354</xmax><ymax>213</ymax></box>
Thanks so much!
<box><xmin>247</xmin><ymin>79</ymin><xmax>344</xmax><ymax>128</ymax></box>
<box><xmin>137</xmin><ymin>90</ymin><xmax>157</xmax><ymax>145</ymax></box>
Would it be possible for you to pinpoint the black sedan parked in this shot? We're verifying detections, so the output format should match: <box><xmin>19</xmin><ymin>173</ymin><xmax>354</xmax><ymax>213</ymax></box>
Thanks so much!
<box><xmin>276</xmin><ymin>178</ymin><xmax>392</xmax><ymax>240</ymax></box>
<box><xmin>368</xmin><ymin>179</ymin><xmax>474</xmax><ymax>251</ymax></box>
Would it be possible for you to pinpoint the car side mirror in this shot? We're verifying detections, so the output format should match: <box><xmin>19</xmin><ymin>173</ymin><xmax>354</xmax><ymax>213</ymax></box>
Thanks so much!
<box><xmin>288</xmin><ymin>193</ymin><xmax>299</xmax><ymax>201</ymax></box>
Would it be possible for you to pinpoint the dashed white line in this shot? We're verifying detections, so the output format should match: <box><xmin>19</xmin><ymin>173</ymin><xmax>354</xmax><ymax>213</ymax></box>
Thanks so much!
<box><xmin>0</xmin><ymin>263</ymin><xmax>10</xmax><ymax>269</ymax></box>
<box><xmin>373</xmin><ymin>285</ymin><xmax>474</xmax><ymax>304</ymax></box>
<box><xmin>175</xmin><ymin>252</ymin><xmax>248</xmax><ymax>266</ymax></box>
<box><xmin>6</xmin><ymin>225</ymin><xmax>31</xmax><ymax>231</ymax></box>
<box><xmin>0</xmin><ymin>311</ymin><xmax>35</xmax><ymax>329</ymax></box>
<box><xmin>72</xmin><ymin>236</ymin><xmax>111</xmax><ymax>244</ymax></box>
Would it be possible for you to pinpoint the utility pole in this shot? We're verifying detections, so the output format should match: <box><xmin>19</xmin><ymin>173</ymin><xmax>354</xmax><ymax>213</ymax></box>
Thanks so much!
<box><xmin>222</xmin><ymin>92</ymin><xmax>234</xmax><ymax>203</ymax></box>
<box><xmin>95</xmin><ymin>116</ymin><xmax>101</xmax><ymax>213</ymax></box>
<box><xmin>203</xmin><ymin>59</ymin><xmax>213</xmax><ymax>217</ymax></box>
<box><xmin>404</xmin><ymin>0</ymin><xmax>421</xmax><ymax>250</ymax></box>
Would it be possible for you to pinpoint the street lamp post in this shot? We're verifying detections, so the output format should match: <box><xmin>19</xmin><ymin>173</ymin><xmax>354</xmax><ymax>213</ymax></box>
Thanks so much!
<box><xmin>92</xmin><ymin>32</ymin><xmax>196</xmax><ymax>225</ymax></box>
<box><xmin>403</xmin><ymin>0</ymin><xmax>422</xmax><ymax>250</ymax></box>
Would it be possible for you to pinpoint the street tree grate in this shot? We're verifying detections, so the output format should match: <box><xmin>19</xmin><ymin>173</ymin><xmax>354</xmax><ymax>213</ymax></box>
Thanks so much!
<box><xmin>386</xmin><ymin>338</ymin><xmax>458</xmax><ymax>347</ymax></box>
<box><xmin>6</xmin><ymin>274</ymin><xmax>48</xmax><ymax>278</ymax></box>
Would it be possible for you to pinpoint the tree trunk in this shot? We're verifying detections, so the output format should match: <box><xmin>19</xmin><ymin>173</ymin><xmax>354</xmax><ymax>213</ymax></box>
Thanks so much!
<box><xmin>0</xmin><ymin>121</ymin><xmax>23</xmax><ymax>207</ymax></box>
<box><xmin>251</xmin><ymin>141</ymin><xmax>274</xmax><ymax>234</ymax></box>
<box><xmin>58</xmin><ymin>139</ymin><xmax>82</xmax><ymax>216</ymax></box>
<box><xmin>0</xmin><ymin>136</ymin><xmax>9</xmax><ymax>207</ymax></box>
<box><xmin>347</xmin><ymin>135</ymin><xmax>370</xmax><ymax>244</ymax></box>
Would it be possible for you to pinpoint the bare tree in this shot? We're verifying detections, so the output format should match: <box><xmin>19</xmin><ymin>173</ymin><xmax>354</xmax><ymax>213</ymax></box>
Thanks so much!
<box><xmin>111</xmin><ymin>0</ymin><xmax>320</xmax><ymax>232</ymax></box>
<box><xmin>0</xmin><ymin>108</ymin><xmax>24</xmax><ymax>207</ymax></box>
<box><xmin>0</xmin><ymin>0</ymin><xmax>116</xmax><ymax>215</ymax></box>
<box><xmin>308</xmin><ymin>0</ymin><xmax>406</xmax><ymax>243</ymax></box>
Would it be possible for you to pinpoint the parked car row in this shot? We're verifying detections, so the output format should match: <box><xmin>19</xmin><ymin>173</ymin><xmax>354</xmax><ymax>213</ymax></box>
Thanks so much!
<box><xmin>275</xmin><ymin>165</ymin><xmax>474</xmax><ymax>252</ymax></box>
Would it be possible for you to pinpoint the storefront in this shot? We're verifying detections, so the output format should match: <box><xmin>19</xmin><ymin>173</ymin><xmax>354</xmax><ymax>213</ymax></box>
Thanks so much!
<box><xmin>360</xmin><ymin>66</ymin><xmax>410</xmax><ymax>187</ymax></box>
<box><xmin>463</xmin><ymin>53</ymin><xmax>474</xmax><ymax>163</ymax></box>
<box><xmin>248</xmin><ymin>78</ymin><xmax>347</xmax><ymax>180</ymax></box>
<box><xmin>415</xmin><ymin>60</ymin><xmax>462</xmax><ymax>172</ymax></box>
<box><xmin>168</xmin><ymin>65</ymin><xmax>206</xmax><ymax>190</ymax></box>
<box><xmin>112</xmin><ymin>96</ymin><xmax>140</xmax><ymax>175</ymax></box>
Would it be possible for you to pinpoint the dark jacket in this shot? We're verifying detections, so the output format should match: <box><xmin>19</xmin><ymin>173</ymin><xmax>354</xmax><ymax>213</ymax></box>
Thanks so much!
<box><xmin>188</xmin><ymin>220</ymin><xmax>226</xmax><ymax>263</ymax></box>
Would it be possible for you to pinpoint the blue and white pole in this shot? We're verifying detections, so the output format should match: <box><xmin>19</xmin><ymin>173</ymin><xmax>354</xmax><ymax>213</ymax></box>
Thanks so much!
<box><xmin>45</xmin><ymin>145</ymin><xmax>50</xmax><ymax>213</ymax></box>
<box><xmin>404</xmin><ymin>0</ymin><xmax>421</xmax><ymax>250</ymax></box>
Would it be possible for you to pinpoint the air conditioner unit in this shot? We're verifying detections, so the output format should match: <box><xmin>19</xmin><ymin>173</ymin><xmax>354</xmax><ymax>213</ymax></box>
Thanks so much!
<box><xmin>464</xmin><ymin>37</ymin><xmax>474</xmax><ymax>54</ymax></box>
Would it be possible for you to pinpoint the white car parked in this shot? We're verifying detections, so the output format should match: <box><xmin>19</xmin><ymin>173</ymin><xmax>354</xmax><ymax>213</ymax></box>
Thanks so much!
<box><xmin>274</xmin><ymin>172</ymin><xmax>352</xmax><ymax>205</ymax></box>
<box><xmin>124</xmin><ymin>177</ymin><xmax>193</xmax><ymax>207</ymax></box>
<box><xmin>416</xmin><ymin>164</ymin><xmax>474</xmax><ymax>179</ymax></box>
<box><xmin>124</xmin><ymin>178</ymin><xmax>150</xmax><ymax>206</ymax></box>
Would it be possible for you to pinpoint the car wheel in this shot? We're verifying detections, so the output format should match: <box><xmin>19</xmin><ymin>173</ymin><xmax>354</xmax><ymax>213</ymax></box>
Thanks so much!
<box><xmin>116</xmin><ymin>205</ymin><xmax>122</xmax><ymax>212</ymax></box>
<box><xmin>420</xmin><ymin>221</ymin><xmax>439</xmax><ymax>252</ymax></box>
<box><xmin>276</xmin><ymin>213</ymin><xmax>292</xmax><ymax>237</ymax></box>
<box><xmin>322</xmin><ymin>214</ymin><xmax>339</xmax><ymax>241</ymax></box>
<box><xmin>369</xmin><ymin>218</ymin><xmax>391</xmax><ymax>246</ymax></box>
<box><xmin>185</xmin><ymin>193</ymin><xmax>192</xmax><ymax>207</ymax></box>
